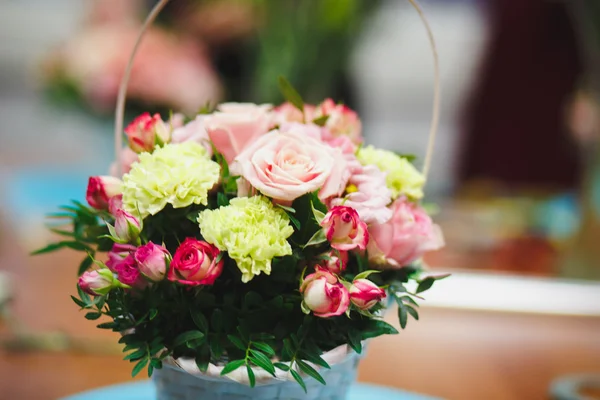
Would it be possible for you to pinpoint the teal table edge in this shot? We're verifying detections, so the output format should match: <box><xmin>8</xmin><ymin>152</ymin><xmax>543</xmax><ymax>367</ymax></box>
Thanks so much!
<box><xmin>62</xmin><ymin>381</ymin><xmax>442</xmax><ymax>400</ymax></box>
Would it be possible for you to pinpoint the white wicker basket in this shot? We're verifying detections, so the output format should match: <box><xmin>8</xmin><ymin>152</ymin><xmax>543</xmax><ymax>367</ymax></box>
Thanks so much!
<box><xmin>152</xmin><ymin>347</ymin><xmax>361</xmax><ymax>400</ymax></box>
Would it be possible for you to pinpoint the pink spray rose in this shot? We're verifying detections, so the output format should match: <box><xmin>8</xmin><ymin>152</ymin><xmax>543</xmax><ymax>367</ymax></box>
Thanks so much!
<box><xmin>114</xmin><ymin>209</ymin><xmax>141</xmax><ymax>242</ymax></box>
<box><xmin>78</xmin><ymin>269</ymin><xmax>118</xmax><ymax>296</ymax></box>
<box><xmin>204</xmin><ymin>102</ymin><xmax>273</xmax><ymax>163</ymax></box>
<box><xmin>108</xmin><ymin>195</ymin><xmax>123</xmax><ymax>216</ymax></box>
<box><xmin>368</xmin><ymin>198</ymin><xmax>445</xmax><ymax>268</ymax></box>
<box><xmin>169</xmin><ymin>238</ymin><xmax>223</xmax><ymax>286</ymax></box>
<box><xmin>134</xmin><ymin>242</ymin><xmax>171</xmax><ymax>282</ymax></box>
<box><xmin>320</xmin><ymin>206</ymin><xmax>369</xmax><ymax>251</ymax></box>
<box><xmin>319</xmin><ymin>250</ymin><xmax>348</xmax><ymax>275</ymax></box>
<box><xmin>86</xmin><ymin>176</ymin><xmax>122</xmax><ymax>210</ymax></box>
<box><xmin>124</xmin><ymin>112</ymin><xmax>170</xmax><ymax>153</ymax></box>
<box><xmin>349</xmin><ymin>279</ymin><xmax>386</xmax><ymax>310</ymax></box>
<box><xmin>314</xmin><ymin>98</ymin><xmax>362</xmax><ymax>145</ymax></box>
<box><xmin>331</xmin><ymin>164</ymin><xmax>393</xmax><ymax>225</ymax></box>
<box><xmin>300</xmin><ymin>268</ymin><xmax>350</xmax><ymax>318</ymax></box>
<box><xmin>272</xmin><ymin>102</ymin><xmax>316</xmax><ymax>125</ymax></box>
<box><xmin>111</xmin><ymin>254</ymin><xmax>141</xmax><ymax>286</ymax></box>
<box><xmin>170</xmin><ymin>115</ymin><xmax>213</xmax><ymax>156</ymax></box>
<box><xmin>231</xmin><ymin>127</ymin><xmax>348</xmax><ymax>203</ymax></box>
<box><xmin>106</xmin><ymin>243</ymin><xmax>137</xmax><ymax>271</ymax></box>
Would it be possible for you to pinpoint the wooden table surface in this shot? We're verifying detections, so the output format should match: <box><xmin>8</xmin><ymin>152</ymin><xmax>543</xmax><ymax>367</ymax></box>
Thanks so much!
<box><xmin>1</xmin><ymin>237</ymin><xmax>599</xmax><ymax>400</ymax></box>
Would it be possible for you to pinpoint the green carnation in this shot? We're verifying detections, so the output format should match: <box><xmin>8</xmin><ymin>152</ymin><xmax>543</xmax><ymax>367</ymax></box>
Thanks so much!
<box><xmin>357</xmin><ymin>145</ymin><xmax>425</xmax><ymax>200</ymax></box>
<box><xmin>197</xmin><ymin>196</ymin><xmax>294</xmax><ymax>283</ymax></box>
<box><xmin>122</xmin><ymin>142</ymin><xmax>220</xmax><ymax>218</ymax></box>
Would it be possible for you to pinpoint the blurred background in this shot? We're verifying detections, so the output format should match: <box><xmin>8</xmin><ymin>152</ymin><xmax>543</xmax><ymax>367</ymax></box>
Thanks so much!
<box><xmin>0</xmin><ymin>0</ymin><xmax>599</xmax><ymax>399</ymax></box>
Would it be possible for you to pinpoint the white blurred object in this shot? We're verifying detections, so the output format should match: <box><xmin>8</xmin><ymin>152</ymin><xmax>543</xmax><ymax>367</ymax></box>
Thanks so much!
<box><xmin>350</xmin><ymin>0</ymin><xmax>490</xmax><ymax>195</ymax></box>
<box><xmin>422</xmin><ymin>271</ymin><xmax>600</xmax><ymax>317</ymax></box>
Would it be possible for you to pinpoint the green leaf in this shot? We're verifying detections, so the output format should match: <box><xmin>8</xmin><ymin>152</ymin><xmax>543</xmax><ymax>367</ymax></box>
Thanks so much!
<box><xmin>217</xmin><ymin>192</ymin><xmax>230</xmax><ymax>207</ymax></box>
<box><xmin>303</xmin><ymin>229</ymin><xmax>327</xmax><ymax>248</ymax></box>
<box><xmin>287</xmin><ymin>212</ymin><xmax>301</xmax><ymax>230</ymax></box>
<box><xmin>70</xmin><ymin>295</ymin><xmax>86</xmax><ymax>308</ymax></box>
<box><xmin>310</xmin><ymin>201</ymin><xmax>326</xmax><ymax>224</ymax></box>
<box><xmin>246</xmin><ymin>364</ymin><xmax>256</xmax><ymax>388</ymax></box>
<box><xmin>150</xmin><ymin>359</ymin><xmax>163</xmax><ymax>369</ymax></box>
<box><xmin>173</xmin><ymin>331</ymin><xmax>205</xmax><ymax>347</ymax></box>
<box><xmin>149</xmin><ymin>309</ymin><xmax>158</xmax><ymax>321</ymax></box>
<box><xmin>220</xmin><ymin>359</ymin><xmax>245</xmax><ymax>376</ymax></box>
<box><xmin>227</xmin><ymin>335</ymin><xmax>246</xmax><ymax>351</ymax></box>
<box><xmin>124</xmin><ymin>349</ymin><xmax>146</xmax><ymax>361</ymax></box>
<box><xmin>96</xmin><ymin>322</ymin><xmax>116</xmax><ymax>329</ymax></box>
<box><xmin>297</xmin><ymin>360</ymin><xmax>326</xmax><ymax>385</ymax></box>
<box><xmin>147</xmin><ymin>363</ymin><xmax>154</xmax><ymax>377</ymax></box>
<box><xmin>353</xmin><ymin>270</ymin><xmax>380</xmax><ymax>281</ymax></box>
<box><xmin>31</xmin><ymin>242</ymin><xmax>67</xmax><ymax>255</ymax></box>
<box><xmin>195</xmin><ymin>354</ymin><xmax>210</xmax><ymax>373</ymax></box>
<box><xmin>76</xmin><ymin>284</ymin><xmax>91</xmax><ymax>305</ymax></box>
<box><xmin>191</xmin><ymin>311</ymin><xmax>208</xmax><ymax>332</ymax></box>
<box><xmin>348</xmin><ymin>330</ymin><xmax>362</xmax><ymax>353</ymax></box>
<box><xmin>274</xmin><ymin>362</ymin><xmax>290</xmax><ymax>372</ymax></box>
<box><xmin>249</xmin><ymin>350</ymin><xmax>275</xmax><ymax>376</ymax></box>
<box><xmin>209</xmin><ymin>338</ymin><xmax>223</xmax><ymax>359</ymax></box>
<box><xmin>244</xmin><ymin>291</ymin><xmax>263</xmax><ymax>309</ymax></box>
<box><xmin>85</xmin><ymin>312</ymin><xmax>102</xmax><ymax>320</ymax></box>
<box><xmin>278</xmin><ymin>76</ymin><xmax>304</xmax><ymax>112</ymax></box>
<box><xmin>119</xmin><ymin>334</ymin><xmax>140</xmax><ymax>345</ymax></box>
<box><xmin>398</xmin><ymin>295</ymin><xmax>419</xmax><ymax>308</ymax></box>
<box><xmin>398</xmin><ymin>304</ymin><xmax>408</xmax><ymax>329</ymax></box>
<box><xmin>132</xmin><ymin>358</ymin><xmax>148</xmax><ymax>377</ymax></box>
<box><xmin>312</xmin><ymin>115</ymin><xmax>329</xmax><ymax>127</ymax></box>
<box><xmin>406</xmin><ymin>305</ymin><xmax>419</xmax><ymax>321</ymax></box>
<box><xmin>252</xmin><ymin>342</ymin><xmax>275</xmax><ymax>356</ymax></box>
<box><xmin>276</xmin><ymin>204</ymin><xmax>296</xmax><ymax>213</ymax></box>
<box><xmin>416</xmin><ymin>277</ymin><xmax>435</xmax><ymax>294</ymax></box>
<box><xmin>290</xmin><ymin>369</ymin><xmax>307</xmax><ymax>393</ymax></box>
<box><xmin>211</xmin><ymin>309</ymin><xmax>223</xmax><ymax>332</ymax></box>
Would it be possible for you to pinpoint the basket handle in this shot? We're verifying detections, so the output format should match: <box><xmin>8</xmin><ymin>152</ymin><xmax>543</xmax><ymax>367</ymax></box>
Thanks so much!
<box><xmin>113</xmin><ymin>0</ymin><xmax>440</xmax><ymax>181</ymax></box>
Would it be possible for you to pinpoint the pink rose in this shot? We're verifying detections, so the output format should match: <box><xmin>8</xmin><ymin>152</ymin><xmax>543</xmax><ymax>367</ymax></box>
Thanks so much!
<box><xmin>315</xmin><ymin>98</ymin><xmax>362</xmax><ymax>144</ymax></box>
<box><xmin>169</xmin><ymin>238</ymin><xmax>223</xmax><ymax>286</ymax></box>
<box><xmin>124</xmin><ymin>112</ymin><xmax>170</xmax><ymax>153</ymax></box>
<box><xmin>114</xmin><ymin>209</ymin><xmax>141</xmax><ymax>242</ymax></box>
<box><xmin>110</xmin><ymin>147</ymin><xmax>139</xmax><ymax>177</ymax></box>
<box><xmin>232</xmin><ymin>127</ymin><xmax>348</xmax><ymax>203</ymax></box>
<box><xmin>320</xmin><ymin>206</ymin><xmax>369</xmax><ymax>251</ymax></box>
<box><xmin>106</xmin><ymin>243</ymin><xmax>137</xmax><ymax>271</ymax></box>
<box><xmin>319</xmin><ymin>250</ymin><xmax>348</xmax><ymax>274</ymax></box>
<box><xmin>273</xmin><ymin>102</ymin><xmax>316</xmax><ymax>125</ymax></box>
<box><xmin>349</xmin><ymin>279</ymin><xmax>386</xmax><ymax>310</ymax></box>
<box><xmin>111</xmin><ymin>254</ymin><xmax>141</xmax><ymax>286</ymax></box>
<box><xmin>78</xmin><ymin>269</ymin><xmax>117</xmax><ymax>296</ymax></box>
<box><xmin>86</xmin><ymin>176</ymin><xmax>122</xmax><ymax>210</ymax></box>
<box><xmin>170</xmin><ymin>115</ymin><xmax>213</xmax><ymax>156</ymax></box>
<box><xmin>368</xmin><ymin>198</ymin><xmax>445</xmax><ymax>268</ymax></box>
<box><xmin>331</xmin><ymin>164</ymin><xmax>393</xmax><ymax>225</ymax></box>
<box><xmin>134</xmin><ymin>242</ymin><xmax>171</xmax><ymax>282</ymax></box>
<box><xmin>204</xmin><ymin>102</ymin><xmax>273</xmax><ymax>163</ymax></box>
<box><xmin>300</xmin><ymin>268</ymin><xmax>350</xmax><ymax>318</ymax></box>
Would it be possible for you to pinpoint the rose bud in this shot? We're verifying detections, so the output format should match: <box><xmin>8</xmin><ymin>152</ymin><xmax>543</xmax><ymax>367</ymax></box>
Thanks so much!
<box><xmin>134</xmin><ymin>242</ymin><xmax>171</xmax><ymax>282</ymax></box>
<box><xmin>320</xmin><ymin>250</ymin><xmax>348</xmax><ymax>274</ymax></box>
<box><xmin>320</xmin><ymin>206</ymin><xmax>369</xmax><ymax>251</ymax></box>
<box><xmin>114</xmin><ymin>209</ymin><xmax>141</xmax><ymax>242</ymax></box>
<box><xmin>300</xmin><ymin>268</ymin><xmax>350</xmax><ymax>318</ymax></box>
<box><xmin>125</xmin><ymin>112</ymin><xmax>170</xmax><ymax>153</ymax></box>
<box><xmin>368</xmin><ymin>198</ymin><xmax>444</xmax><ymax>268</ymax></box>
<box><xmin>349</xmin><ymin>279</ymin><xmax>387</xmax><ymax>310</ymax></box>
<box><xmin>168</xmin><ymin>238</ymin><xmax>223</xmax><ymax>286</ymax></box>
<box><xmin>78</xmin><ymin>268</ymin><xmax>120</xmax><ymax>296</ymax></box>
<box><xmin>86</xmin><ymin>176</ymin><xmax>122</xmax><ymax>210</ymax></box>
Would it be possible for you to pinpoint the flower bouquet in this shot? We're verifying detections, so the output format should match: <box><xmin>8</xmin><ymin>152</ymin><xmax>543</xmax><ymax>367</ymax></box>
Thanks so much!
<box><xmin>37</xmin><ymin>78</ymin><xmax>445</xmax><ymax>398</ymax></box>
<box><xmin>35</xmin><ymin>1</ymin><xmax>446</xmax><ymax>398</ymax></box>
